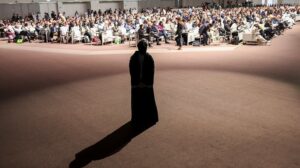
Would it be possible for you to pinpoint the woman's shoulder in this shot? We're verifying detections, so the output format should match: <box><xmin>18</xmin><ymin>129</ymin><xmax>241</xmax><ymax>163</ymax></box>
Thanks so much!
<box><xmin>132</xmin><ymin>51</ymin><xmax>139</xmax><ymax>56</ymax></box>
<box><xmin>131</xmin><ymin>51</ymin><xmax>153</xmax><ymax>59</ymax></box>
<box><xmin>145</xmin><ymin>52</ymin><xmax>152</xmax><ymax>57</ymax></box>
<box><xmin>130</xmin><ymin>51</ymin><xmax>139</xmax><ymax>60</ymax></box>
<box><xmin>145</xmin><ymin>53</ymin><xmax>154</xmax><ymax>61</ymax></box>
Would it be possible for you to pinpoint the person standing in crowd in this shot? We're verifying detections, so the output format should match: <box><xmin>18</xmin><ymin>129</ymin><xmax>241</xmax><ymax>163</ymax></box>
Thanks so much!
<box><xmin>175</xmin><ymin>18</ymin><xmax>184</xmax><ymax>50</ymax></box>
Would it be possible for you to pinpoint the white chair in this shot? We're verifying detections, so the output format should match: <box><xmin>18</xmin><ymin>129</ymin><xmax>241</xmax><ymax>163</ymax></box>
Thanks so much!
<box><xmin>128</xmin><ymin>32</ymin><xmax>137</xmax><ymax>47</ymax></box>
<box><xmin>242</xmin><ymin>33</ymin><xmax>258</xmax><ymax>45</ymax></box>
<box><xmin>101</xmin><ymin>30</ymin><xmax>115</xmax><ymax>45</ymax></box>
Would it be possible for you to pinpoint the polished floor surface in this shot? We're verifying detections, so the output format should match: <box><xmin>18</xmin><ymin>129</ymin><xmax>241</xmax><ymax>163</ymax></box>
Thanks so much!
<box><xmin>0</xmin><ymin>24</ymin><xmax>299</xmax><ymax>168</ymax></box>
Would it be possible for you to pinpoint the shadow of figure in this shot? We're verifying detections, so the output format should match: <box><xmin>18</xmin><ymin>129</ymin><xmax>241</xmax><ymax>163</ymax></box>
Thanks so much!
<box><xmin>69</xmin><ymin>121</ymin><xmax>155</xmax><ymax>168</ymax></box>
<box><xmin>69</xmin><ymin>40</ymin><xmax>159</xmax><ymax>168</ymax></box>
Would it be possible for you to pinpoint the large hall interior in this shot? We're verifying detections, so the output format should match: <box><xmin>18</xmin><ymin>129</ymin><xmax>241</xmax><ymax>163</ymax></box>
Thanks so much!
<box><xmin>0</xmin><ymin>0</ymin><xmax>300</xmax><ymax>168</ymax></box>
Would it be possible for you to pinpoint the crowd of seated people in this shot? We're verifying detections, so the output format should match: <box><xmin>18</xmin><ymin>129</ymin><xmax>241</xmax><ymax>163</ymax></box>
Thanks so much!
<box><xmin>0</xmin><ymin>5</ymin><xmax>299</xmax><ymax>47</ymax></box>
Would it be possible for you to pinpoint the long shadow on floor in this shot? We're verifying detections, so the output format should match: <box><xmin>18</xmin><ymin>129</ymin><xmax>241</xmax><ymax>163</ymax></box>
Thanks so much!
<box><xmin>69</xmin><ymin>121</ymin><xmax>155</xmax><ymax>168</ymax></box>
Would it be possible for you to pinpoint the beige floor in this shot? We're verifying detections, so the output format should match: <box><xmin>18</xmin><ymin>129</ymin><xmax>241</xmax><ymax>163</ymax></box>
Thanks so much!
<box><xmin>0</xmin><ymin>24</ymin><xmax>299</xmax><ymax>168</ymax></box>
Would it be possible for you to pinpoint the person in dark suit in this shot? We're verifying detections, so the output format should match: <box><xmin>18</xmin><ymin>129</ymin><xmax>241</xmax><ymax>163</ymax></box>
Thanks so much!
<box><xmin>129</xmin><ymin>40</ymin><xmax>158</xmax><ymax>128</ymax></box>
<box><xmin>175</xmin><ymin>18</ymin><xmax>184</xmax><ymax>50</ymax></box>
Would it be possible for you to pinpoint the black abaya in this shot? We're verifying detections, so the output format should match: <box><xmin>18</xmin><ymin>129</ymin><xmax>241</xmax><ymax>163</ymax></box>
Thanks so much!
<box><xmin>129</xmin><ymin>51</ymin><xmax>158</xmax><ymax>126</ymax></box>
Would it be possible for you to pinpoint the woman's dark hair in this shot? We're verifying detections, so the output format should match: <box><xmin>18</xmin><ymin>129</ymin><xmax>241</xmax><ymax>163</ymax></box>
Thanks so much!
<box><xmin>138</xmin><ymin>39</ymin><xmax>147</xmax><ymax>53</ymax></box>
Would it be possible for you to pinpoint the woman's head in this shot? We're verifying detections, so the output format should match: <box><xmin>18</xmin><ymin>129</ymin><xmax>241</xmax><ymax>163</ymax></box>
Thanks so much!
<box><xmin>138</xmin><ymin>39</ymin><xmax>147</xmax><ymax>54</ymax></box>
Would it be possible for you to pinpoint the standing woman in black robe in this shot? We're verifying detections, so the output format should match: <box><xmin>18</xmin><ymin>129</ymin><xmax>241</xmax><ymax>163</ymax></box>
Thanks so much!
<box><xmin>129</xmin><ymin>40</ymin><xmax>158</xmax><ymax>128</ymax></box>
